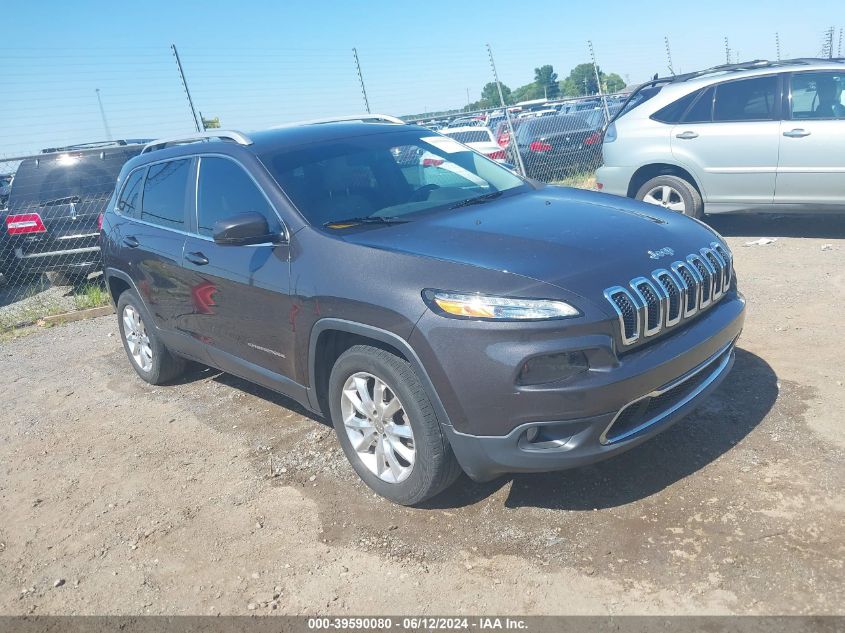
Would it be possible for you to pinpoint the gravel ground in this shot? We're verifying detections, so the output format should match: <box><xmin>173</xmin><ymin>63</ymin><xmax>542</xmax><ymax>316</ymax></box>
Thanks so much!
<box><xmin>0</xmin><ymin>214</ymin><xmax>843</xmax><ymax>616</ymax></box>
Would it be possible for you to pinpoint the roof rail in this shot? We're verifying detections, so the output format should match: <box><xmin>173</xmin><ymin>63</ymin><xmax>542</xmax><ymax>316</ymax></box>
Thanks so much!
<box><xmin>275</xmin><ymin>114</ymin><xmax>406</xmax><ymax>128</ymax></box>
<box><xmin>141</xmin><ymin>130</ymin><xmax>253</xmax><ymax>154</ymax></box>
<box><xmin>40</xmin><ymin>140</ymin><xmax>148</xmax><ymax>154</ymax></box>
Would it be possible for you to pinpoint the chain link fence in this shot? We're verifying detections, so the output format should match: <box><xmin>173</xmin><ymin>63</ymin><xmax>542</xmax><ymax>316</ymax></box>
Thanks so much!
<box><xmin>1</xmin><ymin>32</ymin><xmax>835</xmax><ymax>331</ymax></box>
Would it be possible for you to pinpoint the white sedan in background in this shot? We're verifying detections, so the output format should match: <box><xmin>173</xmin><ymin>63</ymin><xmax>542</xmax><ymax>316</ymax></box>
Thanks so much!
<box><xmin>439</xmin><ymin>126</ymin><xmax>507</xmax><ymax>162</ymax></box>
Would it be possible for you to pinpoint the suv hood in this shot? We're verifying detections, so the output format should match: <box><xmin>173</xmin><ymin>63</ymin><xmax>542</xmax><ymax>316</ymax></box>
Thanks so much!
<box><xmin>340</xmin><ymin>187</ymin><xmax>724</xmax><ymax>300</ymax></box>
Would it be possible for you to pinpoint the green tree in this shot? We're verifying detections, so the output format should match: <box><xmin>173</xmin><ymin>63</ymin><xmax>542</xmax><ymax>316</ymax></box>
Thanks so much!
<box><xmin>201</xmin><ymin>116</ymin><xmax>221</xmax><ymax>130</ymax></box>
<box><xmin>605</xmin><ymin>73</ymin><xmax>626</xmax><ymax>93</ymax></box>
<box><xmin>465</xmin><ymin>82</ymin><xmax>512</xmax><ymax>111</ymax></box>
<box><xmin>560</xmin><ymin>63</ymin><xmax>627</xmax><ymax>96</ymax></box>
<box><xmin>534</xmin><ymin>64</ymin><xmax>560</xmax><ymax>99</ymax></box>
<box><xmin>510</xmin><ymin>82</ymin><xmax>544</xmax><ymax>103</ymax></box>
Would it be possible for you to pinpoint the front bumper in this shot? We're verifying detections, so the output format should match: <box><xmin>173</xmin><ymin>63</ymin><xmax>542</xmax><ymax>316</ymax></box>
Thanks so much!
<box><xmin>443</xmin><ymin>340</ymin><xmax>736</xmax><ymax>481</ymax></box>
<box><xmin>411</xmin><ymin>291</ymin><xmax>745</xmax><ymax>481</ymax></box>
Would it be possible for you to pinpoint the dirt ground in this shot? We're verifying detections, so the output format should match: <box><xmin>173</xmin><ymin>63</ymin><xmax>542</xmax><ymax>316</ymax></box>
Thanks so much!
<box><xmin>1</xmin><ymin>214</ymin><xmax>843</xmax><ymax>616</ymax></box>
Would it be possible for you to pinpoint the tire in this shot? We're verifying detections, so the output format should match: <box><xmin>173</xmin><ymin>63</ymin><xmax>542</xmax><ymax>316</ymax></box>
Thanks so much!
<box><xmin>116</xmin><ymin>289</ymin><xmax>185</xmax><ymax>385</ymax></box>
<box><xmin>635</xmin><ymin>175</ymin><xmax>704</xmax><ymax>219</ymax></box>
<box><xmin>328</xmin><ymin>345</ymin><xmax>462</xmax><ymax>506</ymax></box>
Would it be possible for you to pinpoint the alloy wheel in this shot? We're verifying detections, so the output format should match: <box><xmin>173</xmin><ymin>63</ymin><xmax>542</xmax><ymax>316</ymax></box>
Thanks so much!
<box><xmin>122</xmin><ymin>305</ymin><xmax>153</xmax><ymax>372</ymax></box>
<box><xmin>642</xmin><ymin>185</ymin><xmax>687</xmax><ymax>214</ymax></box>
<box><xmin>340</xmin><ymin>372</ymin><xmax>415</xmax><ymax>483</ymax></box>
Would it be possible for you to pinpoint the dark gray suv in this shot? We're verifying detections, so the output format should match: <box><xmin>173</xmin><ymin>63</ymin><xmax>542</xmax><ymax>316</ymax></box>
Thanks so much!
<box><xmin>101</xmin><ymin>116</ymin><xmax>746</xmax><ymax>505</ymax></box>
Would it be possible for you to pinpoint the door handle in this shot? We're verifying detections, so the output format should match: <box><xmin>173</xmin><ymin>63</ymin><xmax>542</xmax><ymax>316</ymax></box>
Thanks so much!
<box><xmin>122</xmin><ymin>236</ymin><xmax>139</xmax><ymax>248</ymax></box>
<box><xmin>783</xmin><ymin>128</ymin><xmax>811</xmax><ymax>138</ymax></box>
<box><xmin>675</xmin><ymin>131</ymin><xmax>699</xmax><ymax>140</ymax></box>
<box><xmin>185</xmin><ymin>251</ymin><xmax>209</xmax><ymax>266</ymax></box>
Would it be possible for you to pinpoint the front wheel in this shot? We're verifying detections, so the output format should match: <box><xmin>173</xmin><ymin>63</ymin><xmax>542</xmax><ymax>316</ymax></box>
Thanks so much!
<box><xmin>635</xmin><ymin>175</ymin><xmax>703</xmax><ymax>219</ymax></box>
<box><xmin>328</xmin><ymin>345</ymin><xmax>462</xmax><ymax>505</ymax></box>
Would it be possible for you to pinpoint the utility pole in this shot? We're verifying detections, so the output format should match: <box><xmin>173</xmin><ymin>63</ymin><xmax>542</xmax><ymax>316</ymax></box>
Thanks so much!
<box><xmin>588</xmin><ymin>40</ymin><xmax>610</xmax><ymax>121</ymax></box>
<box><xmin>171</xmin><ymin>44</ymin><xmax>202</xmax><ymax>133</ymax></box>
<box><xmin>775</xmin><ymin>32</ymin><xmax>781</xmax><ymax>61</ymax></box>
<box><xmin>352</xmin><ymin>48</ymin><xmax>370</xmax><ymax>114</ymax></box>
<box><xmin>95</xmin><ymin>88</ymin><xmax>112</xmax><ymax>141</ymax></box>
<box><xmin>724</xmin><ymin>37</ymin><xmax>731</xmax><ymax>64</ymax></box>
<box><xmin>664</xmin><ymin>36</ymin><xmax>675</xmax><ymax>76</ymax></box>
<box><xmin>486</xmin><ymin>43</ymin><xmax>525</xmax><ymax>177</ymax></box>
<box><xmin>466</xmin><ymin>87</ymin><xmax>471</xmax><ymax>108</ymax></box>
<box><xmin>838</xmin><ymin>28</ymin><xmax>843</xmax><ymax>58</ymax></box>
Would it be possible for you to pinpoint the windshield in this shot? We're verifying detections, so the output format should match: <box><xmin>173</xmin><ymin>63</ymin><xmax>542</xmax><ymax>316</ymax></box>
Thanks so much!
<box><xmin>259</xmin><ymin>129</ymin><xmax>527</xmax><ymax>227</ymax></box>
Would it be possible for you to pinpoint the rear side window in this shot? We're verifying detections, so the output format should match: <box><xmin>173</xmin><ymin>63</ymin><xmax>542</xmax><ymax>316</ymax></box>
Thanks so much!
<box><xmin>140</xmin><ymin>159</ymin><xmax>191</xmax><ymax>230</ymax></box>
<box><xmin>116</xmin><ymin>169</ymin><xmax>145</xmax><ymax>218</ymax></box>
<box><xmin>713</xmin><ymin>76</ymin><xmax>778</xmax><ymax>121</ymax></box>
<box><xmin>683</xmin><ymin>86</ymin><xmax>715</xmax><ymax>123</ymax></box>
<box><xmin>651</xmin><ymin>90</ymin><xmax>701</xmax><ymax>123</ymax></box>
<box><xmin>196</xmin><ymin>157</ymin><xmax>279</xmax><ymax>237</ymax></box>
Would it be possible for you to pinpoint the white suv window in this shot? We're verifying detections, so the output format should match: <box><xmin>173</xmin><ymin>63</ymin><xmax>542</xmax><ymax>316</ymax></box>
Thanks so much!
<box><xmin>790</xmin><ymin>72</ymin><xmax>845</xmax><ymax>120</ymax></box>
<box><xmin>713</xmin><ymin>76</ymin><xmax>778</xmax><ymax>122</ymax></box>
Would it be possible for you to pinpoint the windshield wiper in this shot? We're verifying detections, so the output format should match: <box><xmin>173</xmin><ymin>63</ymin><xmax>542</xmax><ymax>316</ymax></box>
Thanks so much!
<box><xmin>450</xmin><ymin>190</ymin><xmax>503</xmax><ymax>209</ymax></box>
<box><xmin>323</xmin><ymin>216</ymin><xmax>407</xmax><ymax>228</ymax></box>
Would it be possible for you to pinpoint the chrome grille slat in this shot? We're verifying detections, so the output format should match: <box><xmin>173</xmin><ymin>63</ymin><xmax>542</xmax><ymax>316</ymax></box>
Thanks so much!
<box><xmin>605</xmin><ymin>244</ymin><xmax>733</xmax><ymax>347</ymax></box>
<box><xmin>630</xmin><ymin>277</ymin><xmax>662</xmax><ymax>337</ymax></box>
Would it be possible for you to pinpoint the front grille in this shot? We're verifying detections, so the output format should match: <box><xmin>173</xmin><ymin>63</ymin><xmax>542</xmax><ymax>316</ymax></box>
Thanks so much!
<box><xmin>604</xmin><ymin>242</ymin><xmax>732</xmax><ymax>347</ymax></box>
<box><xmin>602</xmin><ymin>345</ymin><xmax>733</xmax><ymax>443</ymax></box>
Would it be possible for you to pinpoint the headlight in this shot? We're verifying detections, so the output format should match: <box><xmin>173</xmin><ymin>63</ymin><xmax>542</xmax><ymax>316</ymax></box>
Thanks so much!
<box><xmin>423</xmin><ymin>290</ymin><xmax>579</xmax><ymax>320</ymax></box>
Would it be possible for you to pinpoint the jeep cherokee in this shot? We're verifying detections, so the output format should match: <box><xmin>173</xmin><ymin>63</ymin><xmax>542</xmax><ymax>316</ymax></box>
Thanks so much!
<box><xmin>101</xmin><ymin>115</ymin><xmax>746</xmax><ymax>505</ymax></box>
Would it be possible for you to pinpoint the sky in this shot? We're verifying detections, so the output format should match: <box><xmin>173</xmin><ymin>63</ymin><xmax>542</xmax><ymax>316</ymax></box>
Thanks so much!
<box><xmin>2</xmin><ymin>0</ymin><xmax>842</xmax><ymax>157</ymax></box>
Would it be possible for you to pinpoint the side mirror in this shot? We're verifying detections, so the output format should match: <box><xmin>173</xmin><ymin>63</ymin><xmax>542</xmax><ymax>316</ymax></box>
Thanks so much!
<box><xmin>212</xmin><ymin>212</ymin><xmax>282</xmax><ymax>246</ymax></box>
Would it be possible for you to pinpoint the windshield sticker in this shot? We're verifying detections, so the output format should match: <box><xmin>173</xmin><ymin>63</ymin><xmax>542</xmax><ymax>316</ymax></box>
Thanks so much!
<box><xmin>421</xmin><ymin>136</ymin><xmax>467</xmax><ymax>153</ymax></box>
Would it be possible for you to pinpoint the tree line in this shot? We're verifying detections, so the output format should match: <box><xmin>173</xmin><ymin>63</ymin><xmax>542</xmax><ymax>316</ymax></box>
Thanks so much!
<box><xmin>466</xmin><ymin>63</ymin><xmax>626</xmax><ymax>111</ymax></box>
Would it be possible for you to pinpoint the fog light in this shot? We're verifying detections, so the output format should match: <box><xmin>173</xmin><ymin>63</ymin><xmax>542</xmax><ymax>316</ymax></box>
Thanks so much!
<box><xmin>525</xmin><ymin>427</ymin><xmax>540</xmax><ymax>443</ymax></box>
<box><xmin>518</xmin><ymin>351</ymin><xmax>589</xmax><ymax>386</ymax></box>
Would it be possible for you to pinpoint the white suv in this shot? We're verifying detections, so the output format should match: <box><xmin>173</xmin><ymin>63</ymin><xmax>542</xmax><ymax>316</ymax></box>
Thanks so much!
<box><xmin>596</xmin><ymin>59</ymin><xmax>845</xmax><ymax>218</ymax></box>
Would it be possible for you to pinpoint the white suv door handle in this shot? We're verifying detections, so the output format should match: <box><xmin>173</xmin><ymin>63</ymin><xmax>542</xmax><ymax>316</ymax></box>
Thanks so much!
<box><xmin>675</xmin><ymin>131</ymin><xmax>699</xmax><ymax>140</ymax></box>
<box><xmin>783</xmin><ymin>128</ymin><xmax>811</xmax><ymax>138</ymax></box>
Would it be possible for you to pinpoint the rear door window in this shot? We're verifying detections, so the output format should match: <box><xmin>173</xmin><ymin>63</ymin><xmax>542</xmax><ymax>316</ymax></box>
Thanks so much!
<box><xmin>140</xmin><ymin>159</ymin><xmax>191</xmax><ymax>230</ymax></box>
<box><xmin>713</xmin><ymin>76</ymin><xmax>778</xmax><ymax>121</ymax></box>
<box><xmin>196</xmin><ymin>157</ymin><xmax>280</xmax><ymax>237</ymax></box>
<box><xmin>116</xmin><ymin>169</ymin><xmax>145</xmax><ymax>218</ymax></box>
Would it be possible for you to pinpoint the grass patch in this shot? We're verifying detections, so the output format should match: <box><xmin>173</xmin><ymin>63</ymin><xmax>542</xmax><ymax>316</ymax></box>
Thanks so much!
<box><xmin>552</xmin><ymin>170</ymin><xmax>597</xmax><ymax>190</ymax></box>
<box><xmin>73</xmin><ymin>282</ymin><xmax>110</xmax><ymax>310</ymax></box>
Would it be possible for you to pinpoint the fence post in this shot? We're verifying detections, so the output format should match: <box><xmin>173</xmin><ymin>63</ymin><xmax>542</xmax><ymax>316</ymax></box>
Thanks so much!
<box><xmin>588</xmin><ymin>41</ymin><xmax>610</xmax><ymax>122</ymax></box>
<box><xmin>352</xmin><ymin>48</ymin><xmax>371</xmax><ymax>114</ymax></box>
<box><xmin>486</xmin><ymin>43</ymin><xmax>526</xmax><ymax>178</ymax></box>
<box><xmin>171</xmin><ymin>44</ymin><xmax>202</xmax><ymax>133</ymax></box>
<box><xmin>95</xmin><ymin>89</ymin><xmax>113</xmax><ymax>141</ymax></box>
<box><xmin>664</xmin><ymin>36</ymin><xmax>675</xmax><ymax>76</ymax></box>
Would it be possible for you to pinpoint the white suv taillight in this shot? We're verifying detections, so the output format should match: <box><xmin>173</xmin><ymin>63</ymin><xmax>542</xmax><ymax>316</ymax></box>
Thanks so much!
<box><xmin>604</xmin><ymin>122</ymin><xmax>617</xmax><ymax>143</ymax></box>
